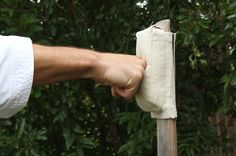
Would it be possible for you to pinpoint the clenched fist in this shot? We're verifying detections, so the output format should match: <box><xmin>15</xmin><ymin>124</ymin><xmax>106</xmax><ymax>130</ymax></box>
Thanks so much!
<box><xmin>93</xmin><ymin>53</ymin><xmax>147</xmax><ymax>99</ymax></box>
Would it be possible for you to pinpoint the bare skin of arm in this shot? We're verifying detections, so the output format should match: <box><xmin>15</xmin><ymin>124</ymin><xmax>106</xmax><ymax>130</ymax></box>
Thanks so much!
<box><xmin>33</xmin><ymin>44</ymin><xmax>147</xmax><ymax>99</ymax></box>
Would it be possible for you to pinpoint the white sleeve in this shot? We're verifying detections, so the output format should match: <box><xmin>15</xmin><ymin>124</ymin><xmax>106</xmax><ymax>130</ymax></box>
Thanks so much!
<box><xmin>0</xmin><ymin>35</ymin><xmax>34</xmax><ymax>118</ymax></box>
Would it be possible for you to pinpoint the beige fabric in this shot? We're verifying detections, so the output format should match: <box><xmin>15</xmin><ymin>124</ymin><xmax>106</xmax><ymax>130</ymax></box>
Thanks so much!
<box><xmin>135</xmin><ymin>20</ymin><xmax>177</xmax><ymax>119</ymax></box>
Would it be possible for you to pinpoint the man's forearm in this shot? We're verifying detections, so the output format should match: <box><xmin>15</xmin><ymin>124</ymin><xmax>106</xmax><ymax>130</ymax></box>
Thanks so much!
<box><xmin>33</xmin><ymin>44</ymin><xmax>99</xmax><ymax>86</ymax></box>
<box><xmin>33</xmin><ymin>44</ymin><xmax>146</xmax><ymax>99</ymax></box>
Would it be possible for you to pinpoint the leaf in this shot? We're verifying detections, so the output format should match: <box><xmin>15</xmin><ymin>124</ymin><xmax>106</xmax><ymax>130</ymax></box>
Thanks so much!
<box><xmin>33</xmin><ymin>89</ymin><xmax>41</xmax><ymax>98</ymax></box>
<box><xmin>80</xmin><ymin>136</ymin><xmax>96</xmax><ymax>148</ymax></box>
<box><xmin>63</xmin><ymin>129</ymin><xmax>75</xmax><ymax>150</ymax></box>
<box><xmin>17</xmin><ymin>118</ymin><xmax>25</xmax><ymax>138</ymax></box>
<box><xmin>209</xmin><ymin>34</ymin><xmax>224</xmax><ymax>47</ymax></box>
<box><xmin>35</xmin><ymin>128</ymin><xmax>47</xmax><ymax>141</ymax></box>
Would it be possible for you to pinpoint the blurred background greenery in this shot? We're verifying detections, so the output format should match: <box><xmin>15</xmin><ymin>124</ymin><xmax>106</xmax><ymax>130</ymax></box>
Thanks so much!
<box><xmin>0</xmin><ymin>0</ymin><xmax>235</xmax><ymax>155</ymax></box>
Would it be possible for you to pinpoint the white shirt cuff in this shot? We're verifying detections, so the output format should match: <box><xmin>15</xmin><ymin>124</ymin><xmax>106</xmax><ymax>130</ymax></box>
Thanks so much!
<box><xmin>0</xmin><ymin>35</ymin><xmax>34</xmax><ymax>118</ymax></box>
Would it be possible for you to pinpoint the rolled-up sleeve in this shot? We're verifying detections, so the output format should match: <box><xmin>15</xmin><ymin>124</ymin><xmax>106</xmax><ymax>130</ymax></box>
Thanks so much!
<box><xmin>0</xmin><ymin>35</ymin><xmax>34</xmax><ymax>118</ymax></box>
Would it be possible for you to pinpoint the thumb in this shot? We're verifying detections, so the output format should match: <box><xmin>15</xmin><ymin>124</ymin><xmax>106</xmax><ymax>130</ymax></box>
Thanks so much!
<box><xmin>111</xmin><ymin>87</ymin><xmax>119</xmax><ymax>97</ymax></box>
<box><xmin>113</xmin><ymin>86</ymin><xmax>137</xmax><ymax>99</ymax></box>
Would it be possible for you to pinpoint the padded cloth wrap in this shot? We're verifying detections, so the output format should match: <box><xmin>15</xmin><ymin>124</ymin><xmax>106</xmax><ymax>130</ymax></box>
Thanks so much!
<box><xmin>135</xmin><ymin>20</ymin><xmax>177</xmax><ymax>119</ymax></box>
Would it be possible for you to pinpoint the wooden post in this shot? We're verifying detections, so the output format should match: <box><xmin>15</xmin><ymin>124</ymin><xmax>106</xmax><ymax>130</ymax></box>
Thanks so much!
<box><xmin>157</xmin><ymin>119</ymin><xmax>177</xmax><ymax>156</ymax></box>
<box><xmin>154</xmin><ymin>20</ymin><xmax>177</xmax><ymax>156</ymax></box>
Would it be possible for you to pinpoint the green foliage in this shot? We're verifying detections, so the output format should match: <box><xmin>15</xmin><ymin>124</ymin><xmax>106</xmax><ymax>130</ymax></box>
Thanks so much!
<box><xmin>115</xmin><ymin>112</ymin><xmax>156</xmax><ymax>155</ymax></box>
<box><xmin>0</xmin><ymin>0</ymin><xmax>235</xmax><ymax>155</ymax></box>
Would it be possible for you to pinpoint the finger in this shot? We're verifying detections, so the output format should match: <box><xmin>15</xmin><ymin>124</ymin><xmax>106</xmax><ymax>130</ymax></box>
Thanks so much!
<box><xmin>111</xmin><ymin>87</ymin><xmax>119</xmax><ymax>97</ymax></box>
<box><xmin>114</xmin><ymin>87</ymin><xmax>137</xmax><ymax>100</ymax></box>
<box><xmin>142</xmin><ymin>58</ymin><xmax>147</xmax><ymax>69</ymax></box>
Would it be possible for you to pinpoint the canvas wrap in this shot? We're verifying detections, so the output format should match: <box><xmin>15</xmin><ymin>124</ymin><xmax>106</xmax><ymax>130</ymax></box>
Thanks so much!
<box><xmin>135</xmin><ymin>20</ymin><xmax>177</xmax><ymax>119</ymax></box>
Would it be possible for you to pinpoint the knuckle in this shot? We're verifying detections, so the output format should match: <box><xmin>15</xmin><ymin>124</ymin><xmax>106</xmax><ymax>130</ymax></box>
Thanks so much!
<box><xmin>143</xmin><ymin>60</ymin><xmax>147</xmax><ymax>67</ymax></box>
<box><xmin>139</xmin><ymin>65</ymin><xmax>145</xmax><ymax>73</ymax></box>
<box><xmin>137</xmin><ymin>58</ymin><xmax>147</xmax><ymax>68</ymax></box>
<box><xmin>141</xmin><ymin>59</ymin><xmax>147</xmax><ymax>68</ymax></box>
<box><xmin>135</xmin><ymin>72</ymin><xmax>143</xmax><ymax>80</ymax></box>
